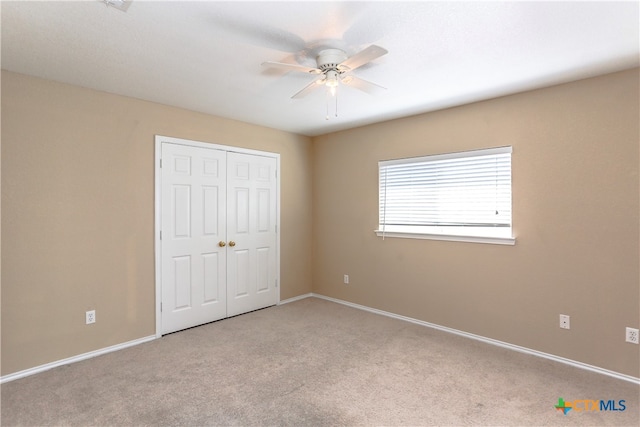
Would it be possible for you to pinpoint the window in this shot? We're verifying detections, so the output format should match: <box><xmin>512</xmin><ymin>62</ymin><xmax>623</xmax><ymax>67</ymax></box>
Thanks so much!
<box><xmin>377</xmin><ymin>146</ymin><xmax>514</xmax><ymax>245</ymax></box>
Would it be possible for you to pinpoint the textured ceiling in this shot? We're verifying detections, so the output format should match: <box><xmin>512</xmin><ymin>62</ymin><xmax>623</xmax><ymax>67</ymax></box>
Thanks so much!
<box><xmin>2</xmin><ymin>1</ymin><xmax>638</xmax><ymax>136</ymax></box>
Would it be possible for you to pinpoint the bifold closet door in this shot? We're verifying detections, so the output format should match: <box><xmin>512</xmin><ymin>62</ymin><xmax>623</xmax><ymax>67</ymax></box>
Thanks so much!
<box><xmin>161</xmin><ymin>143</ymin><xmax>227</xmax><ymax>335</ymax></box>
<box><xmin>160</xmin><ymin>143</ymin><xmax>278</xmax><ymax>334</ymax></box>
<box><xmin>226</xmin><ymin>152</ymin><xmax>278</xmax><ymax>317</ymax></box>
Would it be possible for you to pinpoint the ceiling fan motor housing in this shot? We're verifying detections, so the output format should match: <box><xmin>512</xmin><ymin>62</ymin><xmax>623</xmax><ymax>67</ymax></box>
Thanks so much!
<box><xmin>317</xmin><ymin>49</ymin><xmax>348</xmax><ymax>71</ymax></box>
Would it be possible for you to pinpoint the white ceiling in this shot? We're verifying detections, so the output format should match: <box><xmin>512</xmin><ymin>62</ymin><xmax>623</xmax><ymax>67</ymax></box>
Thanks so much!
<box><xmin>2</xmin><ymin>1</ymin><xmax>638</xmax><ymax>137</ymax></box>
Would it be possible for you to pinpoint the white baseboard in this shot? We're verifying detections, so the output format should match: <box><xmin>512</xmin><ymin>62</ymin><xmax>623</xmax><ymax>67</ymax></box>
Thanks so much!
<box><xmin>279</xmin><ymin>293</ymin><xmax>313</xmax><ymax>305</ymax></box>
<box><xmin>4</xmin><ymin>295</ymin><xmax>637</xmax><ymax>386</ymax></box>
<box><xmin>0</xmin><ymin>335</ymin><xmax>157</xmax><ymax>384</ymax></box>
<box><xmin>310</xmin><ymin>293</ymin><xmax>640</xmax><ymax>385</ymax></box>
<box><xmin>2</xmin><ymin>294</ymin><xmax>313</xmax><ymax>384</ymax></box>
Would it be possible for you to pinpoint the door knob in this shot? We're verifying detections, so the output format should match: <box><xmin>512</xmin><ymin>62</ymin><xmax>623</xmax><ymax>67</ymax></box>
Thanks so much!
<box><xmin>228</xmin><ymin>241</ymin><xmax>236</xmax><ymax>247</ymax></box>
<box><xmin>218</xmin><ymin>241</ymin><xmax>226</xmax><ymax>247</ymax></box>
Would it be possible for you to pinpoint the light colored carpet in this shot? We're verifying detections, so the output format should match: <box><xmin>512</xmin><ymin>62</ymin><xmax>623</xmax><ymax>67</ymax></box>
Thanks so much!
<box><xmin>1</xmin><ymin>297</ymin><xmax>638</xmax><ymax>426</ymax></box>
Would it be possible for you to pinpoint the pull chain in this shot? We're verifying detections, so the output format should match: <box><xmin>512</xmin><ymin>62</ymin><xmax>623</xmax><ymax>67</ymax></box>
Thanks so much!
<box><xmin>325</xmin><ymin>87</ymin><xmax>330</xmax><ymax>120</ymax></box>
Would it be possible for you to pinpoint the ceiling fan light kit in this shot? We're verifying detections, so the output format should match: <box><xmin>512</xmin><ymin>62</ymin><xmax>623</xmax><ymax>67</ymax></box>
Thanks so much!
<box><xmin>262</xmin><ymin>44</ymin><xmax>388</xmax><ymax>119</ymax></box>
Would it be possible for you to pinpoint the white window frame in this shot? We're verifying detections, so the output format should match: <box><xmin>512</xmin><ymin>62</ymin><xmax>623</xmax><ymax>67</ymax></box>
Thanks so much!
<box><xmin>376</xmin><ymin>146</ymin><xmax>515</xmax><ymax>245</ymax></box>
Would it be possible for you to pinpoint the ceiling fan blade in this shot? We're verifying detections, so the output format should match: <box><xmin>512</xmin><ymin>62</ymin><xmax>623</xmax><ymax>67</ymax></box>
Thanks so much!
<box><xmin>341</xmin><ymin>75</ymin><xmax>386</xmax><ymax>95</ymax></box>
<box><xmin>292</xmin><ymin>78</ymin><xmax>325</xmax><ymax>99</ymax></box>
<box><xmin>261</xmin><ymin>61</ymin><xmax>321</xmax><ymax>74</ymax></box>
<box><xmin>338</xmin><ymin>45</ymin><xmax>388</xmax><ymax>72</ymax></box>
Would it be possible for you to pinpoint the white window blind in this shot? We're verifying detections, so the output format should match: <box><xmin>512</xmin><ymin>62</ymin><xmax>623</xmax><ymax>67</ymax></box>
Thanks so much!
<box><xmin>378</xmin><ymin>146</ymin><xmax>513</xmax><ymax>244</ymax></box>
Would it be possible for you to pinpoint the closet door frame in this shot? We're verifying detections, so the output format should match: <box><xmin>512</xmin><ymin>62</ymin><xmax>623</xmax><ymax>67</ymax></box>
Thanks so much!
<box><xmin>154</xmin><ymin>135</ymin><xmax>281</xmax><ymax>338</ymax></box>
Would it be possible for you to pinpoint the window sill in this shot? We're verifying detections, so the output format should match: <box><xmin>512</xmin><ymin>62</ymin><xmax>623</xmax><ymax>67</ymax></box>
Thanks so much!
<box><xmin>374</xmin><ymin>229</ymin><xmax>516</xmax><ymax>245</ymax></box>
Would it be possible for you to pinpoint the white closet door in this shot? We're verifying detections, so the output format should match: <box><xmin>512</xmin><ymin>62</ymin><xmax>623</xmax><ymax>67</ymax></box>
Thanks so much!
<box><xmin>226</xmin><ymin>152</ymin><xmax>278</xmax><ymax>317</ymax></box>
<box><xmin>161</xmin><ymin>143</ymin><xmax>227</xmax><ymax>334</ymax></box>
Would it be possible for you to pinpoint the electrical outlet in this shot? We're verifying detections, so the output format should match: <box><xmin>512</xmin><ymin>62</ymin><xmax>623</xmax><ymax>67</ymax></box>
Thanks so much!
<box><xmin>559</xmin><ymin>314</ymin><xmax>570</xmax><ymax>330</ymax></box>
<box><xmin>626</xmin><ymin>327</ymin><xmax>639</xmax><ymax>344</ymax></box>
<box><xmin>86</xmin><ymin>310</ymin><xmax>96</xmax><ymax>325</ymax></box>
<box><xmin>343</xmin><ymin>274</ymin><xmax>349</xmax><ymax>284</ymax></box>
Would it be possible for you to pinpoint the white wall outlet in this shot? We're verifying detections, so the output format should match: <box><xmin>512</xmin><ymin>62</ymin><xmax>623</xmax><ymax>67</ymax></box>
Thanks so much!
<box><xmin>626</xmin><ymin>327</ymin><xmax>639</xmax><ymax>344</ymax></box>
<box><xmin>559</xmin><ymin>314</ymin><xmax>570</xmax><ymax>330</ymax></box>
<box><xmin>86</xmin><ymin>310</ymin><xmax>96</xmax><ymax>325</ymax></box>
<box><xmin>343</xmin><ymin>274</ymin><xmax>349</xmax><ymax>284</ymax></box>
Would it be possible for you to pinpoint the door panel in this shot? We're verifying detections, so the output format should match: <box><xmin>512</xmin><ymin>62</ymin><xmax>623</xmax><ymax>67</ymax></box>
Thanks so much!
<box><xmin>173</xmin><ymin>255</ymin><xmax>191</xmax><ymax>309</ymax></box>
<box><xmin>235</xmin><ymin>249</ymin><xmax>250</xmax><ymax>297</ymax></box>
<box><xmin>161</xmin><ymin>143</ymin><xmax>227</xmax><ymax>334</ymax></box>
<box><xmin>256</xmin><ymin>247</ymin><xmax>270</xmax><ymax>292</ymax></box>
<box><xmin>173</xmin><ymin>185</ymin><xmax>191</xmax><ymax>238</ymax></box>
<box><xmin>202</xmin><ymin>252</ymin><xmax>221</xmax><ymax>303</ymax></box>
<box><xmin>227</xmin><ymin>152</ymin><xmax>278</xmax><ymax>317</ymax></box>
<box><xmin>202</xmin><ymin>186</ymin><xmax>219</xmax><ymax>235</ymax></box>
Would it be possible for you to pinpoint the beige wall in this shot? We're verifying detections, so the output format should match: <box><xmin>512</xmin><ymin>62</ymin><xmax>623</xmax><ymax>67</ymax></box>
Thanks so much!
<box><xmin>312</xmin><ymin>69</ymin><xmax>639</xmax><ymax>377</ymax></box>
<box><xmin>1</xmin><ymin>71</ymin><xmax>313</xmax><ymax>375</ymax></box>
<box><xmin>2</xmin><ymin>68</ymin><xmax>638</xmax><ymax>379</ymax></box>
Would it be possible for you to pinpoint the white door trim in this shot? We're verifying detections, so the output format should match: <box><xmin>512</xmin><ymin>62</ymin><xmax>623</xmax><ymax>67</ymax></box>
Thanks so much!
<box><xmin>154</xmin><ymin>135</ymin><xmax>281</xmax><ymax>337</ymax></box>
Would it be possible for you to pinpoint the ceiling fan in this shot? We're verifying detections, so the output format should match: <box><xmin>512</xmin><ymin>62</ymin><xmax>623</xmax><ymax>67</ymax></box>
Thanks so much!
<box><xmin>262</xmin><ymin>45</ymin><xmax>388</xmax><ymax>99</ymax></box>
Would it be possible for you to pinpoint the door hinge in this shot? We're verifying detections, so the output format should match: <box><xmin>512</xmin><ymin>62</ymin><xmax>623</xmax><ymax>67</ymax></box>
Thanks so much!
<box><xmin>275</xmin><ymin>279</ymin><xmax>278</xmax><ymax>288</ymax></box>
<box><xmin>160</xmin><ymin>302</ymin><xmax>163</xmax><ymax>312</ymax></box>
<box><xmin>160</xmin><ymin>158</ymin><xmax>163</xmax><ymax>168</ymax></box>
<box><xmin>160</xmin><ymin>230</ymin><xmax>162</xmax><ymax>240</ymax></box>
